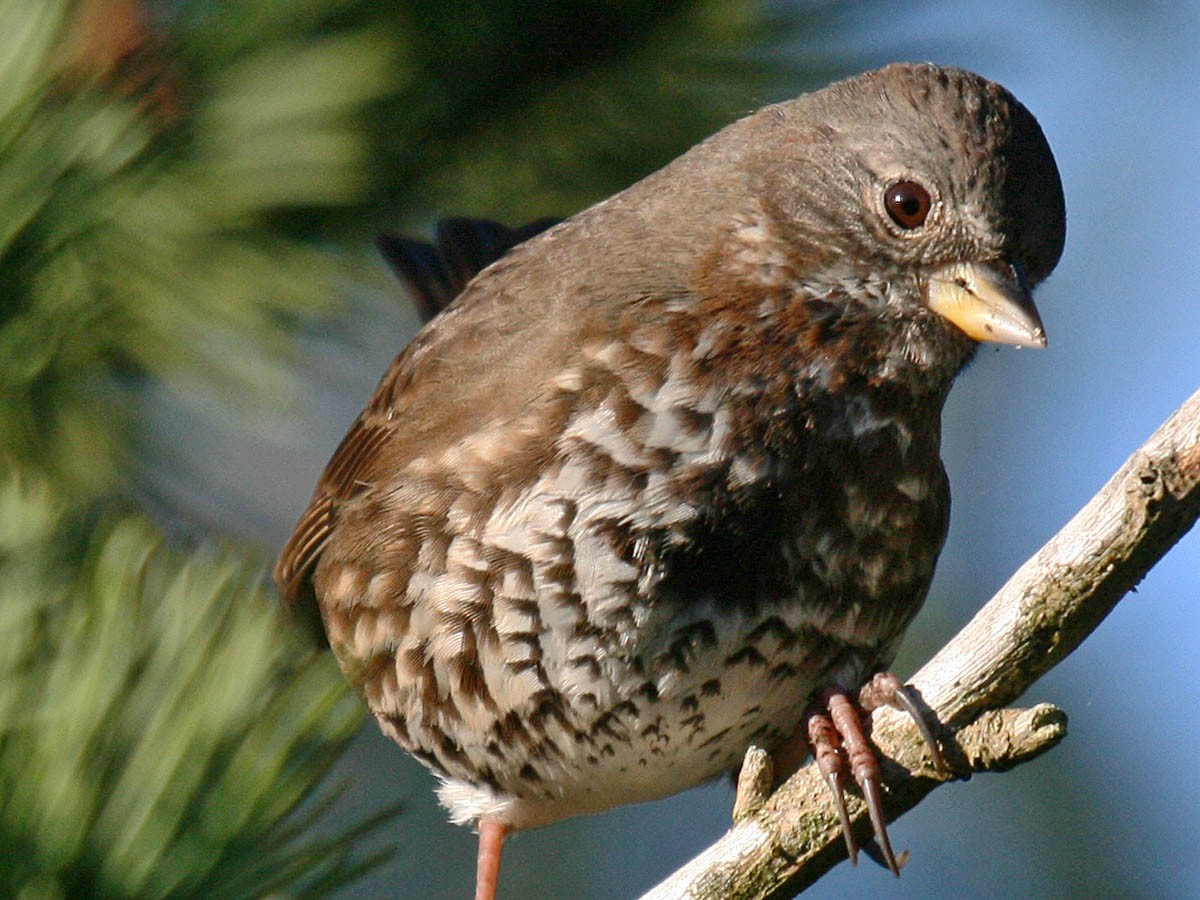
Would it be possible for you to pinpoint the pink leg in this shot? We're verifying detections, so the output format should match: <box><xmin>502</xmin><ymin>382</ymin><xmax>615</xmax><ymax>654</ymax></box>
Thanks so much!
<box><xmin>475</xmin><ymin>819</ymin><xmax>507</xmax><ymax>900</ymax></box>
<box><xmin>826</xmin><ymin>687</ymin><xmax>901</xmax><ymax>874</ymax></box>
<box><xmin>806</xmin><ymin>703</ymin><xmax>858</xmax><ymax>864</ymax></box>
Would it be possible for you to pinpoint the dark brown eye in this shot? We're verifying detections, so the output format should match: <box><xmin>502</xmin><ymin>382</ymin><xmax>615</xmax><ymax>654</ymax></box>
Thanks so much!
<box><xmin>883</xmin><ymin>180</ymin><xmax>932</xmax><ymax>230</ymax></box>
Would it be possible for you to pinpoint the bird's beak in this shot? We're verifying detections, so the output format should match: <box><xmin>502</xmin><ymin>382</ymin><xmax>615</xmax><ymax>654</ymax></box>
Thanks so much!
<box><xmin>926</xmin><ymin>261</ymin><xmax>1047</xmax><ymax>348</ymax></box>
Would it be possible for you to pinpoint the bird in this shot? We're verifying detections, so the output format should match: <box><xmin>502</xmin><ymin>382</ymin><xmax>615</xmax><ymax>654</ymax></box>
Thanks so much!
<box><xmin>275</xmin><ymin>62</ymin><xmax>1065</xmax><ymax>899</ymax></box>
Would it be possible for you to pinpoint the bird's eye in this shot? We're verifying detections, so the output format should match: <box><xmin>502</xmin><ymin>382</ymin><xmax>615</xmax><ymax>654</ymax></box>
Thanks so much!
<box><xmin>883</xmin><ymin>180</ymin><xmax>932</xmax><ymax>230</ymax></box>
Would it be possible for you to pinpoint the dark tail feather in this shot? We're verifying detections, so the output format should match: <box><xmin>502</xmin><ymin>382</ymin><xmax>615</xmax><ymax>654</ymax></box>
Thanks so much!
<box><xmin>377</xmin><ymin>217</ymin><xmax>560</xmax><ymax>323</ymax></box>
<box><xmin>375</xmin><ymin>232</ymin><xmax>456</xmax><ymax>324</ymax></box>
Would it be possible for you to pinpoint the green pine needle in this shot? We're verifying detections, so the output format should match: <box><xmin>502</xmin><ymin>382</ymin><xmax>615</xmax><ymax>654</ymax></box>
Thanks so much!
<box><xmin>0</xmin><ymin>472</ymin><xmax>389</xmax><ymax>899</ymax></box>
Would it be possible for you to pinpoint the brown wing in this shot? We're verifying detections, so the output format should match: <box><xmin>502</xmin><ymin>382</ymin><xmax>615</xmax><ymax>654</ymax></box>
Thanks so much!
<box><xmin>273</xmin><ymin>420</ymin><xmax>392</xmax><ymax>606</ymax></box>
<box><xmin>273</xmin><ymin>218</ymin><xmax>557</xmax><ymax>617</ymax></box>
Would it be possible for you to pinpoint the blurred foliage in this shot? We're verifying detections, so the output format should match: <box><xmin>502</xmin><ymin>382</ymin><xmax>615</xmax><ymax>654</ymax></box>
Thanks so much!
<box><xmin>0</xmin><ymin>0</ymin><xmax>392</xmax><ymax>498</ymax></box>
<box><xmin>0</xmin><ymin>468</ymin><xmax>392</xmax><ymax>899</ymax></box>
<box><xmin>364</xmin><ymin>0</ymin><xmax>853</xmax><ymax>224</ymax></box>
<box><xmin>0</xmin><ymin>0</ymin><xmax>402</xmax><ymax>895</ymax></box>
<box><xmin>177</xmin><ymin>0</ymin><xmax>856</xmax><ymax>228</ymax></box>
<box><xmin>0</xmin><ymin>0</ymin><xmax>868</xmax><ymax>896</ymax></box>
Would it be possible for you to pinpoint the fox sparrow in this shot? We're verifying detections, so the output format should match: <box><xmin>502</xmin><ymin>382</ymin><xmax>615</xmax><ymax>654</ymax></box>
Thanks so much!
<box><xmin>276</xmin><ymin>62</ymin><xmax>1065</xmax><ymax>898</ymax></box>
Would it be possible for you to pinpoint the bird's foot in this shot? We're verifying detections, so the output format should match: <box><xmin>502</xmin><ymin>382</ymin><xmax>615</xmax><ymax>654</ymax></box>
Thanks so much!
<box><xmin>801</xmin><ymin>673</ymin><xmax>945</xmax><ymax>876</ymax></box>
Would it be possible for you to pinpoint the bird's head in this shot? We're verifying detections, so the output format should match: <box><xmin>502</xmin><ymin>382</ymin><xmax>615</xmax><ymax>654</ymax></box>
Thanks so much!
<box><xmin>730</xmin><ymin>62</ymin><xmax>1066</xmax><ymax>351</ymax></box>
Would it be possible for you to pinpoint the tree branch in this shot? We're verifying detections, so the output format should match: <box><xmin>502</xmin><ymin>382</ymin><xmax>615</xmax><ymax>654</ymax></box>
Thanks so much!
<box><xmin>641</xmin><ymin>386</ymin><xmax>1200</xmax><ymax>900</ymax></box>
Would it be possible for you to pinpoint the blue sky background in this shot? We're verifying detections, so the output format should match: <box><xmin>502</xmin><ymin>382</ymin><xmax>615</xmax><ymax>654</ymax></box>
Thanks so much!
<box><xmin>186</xmin><ymin>2</ymin><xmax>1200</xmax><ymax>897</ymax></box>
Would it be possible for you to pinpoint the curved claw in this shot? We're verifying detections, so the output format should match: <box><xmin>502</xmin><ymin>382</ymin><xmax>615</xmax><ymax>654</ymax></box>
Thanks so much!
<box><xmin>860</xmin><ymin>776</ymin><xmax>901</xmax><ymax>876</ymax></box>
<box><xmin>890</xmin><ymin>683</ymin><xmax>948</xmax><ymax>776</ymax></box>
<box><xmin>859</xmin><ymin>672</ymin><xmax>947</xmax><ymax>776</ymax></box>
<box><xmin>823</xmin><ymin>770</ymin><xmax>858</xmax><ymax>864</ymax></box>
